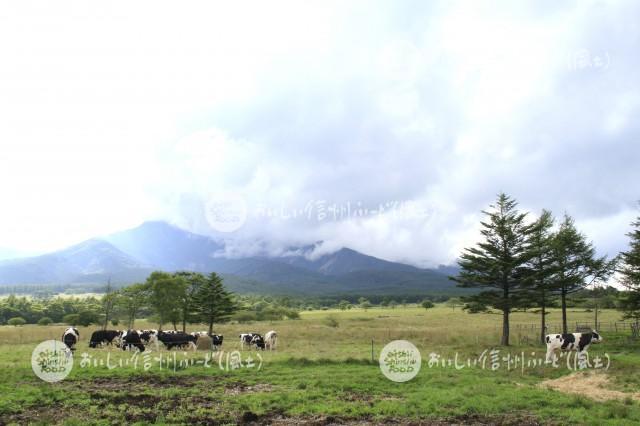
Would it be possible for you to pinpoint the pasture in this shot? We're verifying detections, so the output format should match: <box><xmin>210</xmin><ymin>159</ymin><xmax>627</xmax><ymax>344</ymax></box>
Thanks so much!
<box><xmin>1</xmin><ymin>305</ymin><xmax>639</xmax><ymax>425</ymax></box>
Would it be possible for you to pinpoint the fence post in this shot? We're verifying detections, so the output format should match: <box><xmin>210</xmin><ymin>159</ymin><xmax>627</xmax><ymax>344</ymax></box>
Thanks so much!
<box><xmin>371</xmin><ymin>339</ymin><xmax>374</xmax><ymax>363</ymax></box>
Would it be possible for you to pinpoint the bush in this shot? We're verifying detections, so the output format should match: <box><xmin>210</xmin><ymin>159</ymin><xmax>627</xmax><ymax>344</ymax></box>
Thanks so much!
<box><xmin>63</xmin><ymin>314</ymin><xmax>80</xmax><ymax>325</ymax></box>
<box><xmin>111</xmin><ymin>319</ymin><xmax>119</xmax><ymax>326</ymax></box>
<box><xmin>234</xmin><ymin>311</ymin><xmax>258</xmax><ymax>323</ymax></box>
<box><xmin>323</xmin><ymin>315</ymin><xmax>339</xmax><ymax>328</ymax></box>
<box><xmin>285</xmin><ymin>309</ymin><xmax>300</xmax><ymax>320</ymax></box>
<box><xmin>8</xmin><ymin>317</ymin><xmax>26</xmax><ymax>326</ymax></box>
<box><xmin>37</xmin><ymin>317</ymin><xmax>53</xmax><ymax>326</ymax></box>
<box><xmin>78</xmin><ymin>310</ymin><xmax>99</xmax><ymax>327</ymax></box>
<box><xmin>421</xmin><ymin>300</ymin><xmax>435</xmax><ymax>310</ymax></box>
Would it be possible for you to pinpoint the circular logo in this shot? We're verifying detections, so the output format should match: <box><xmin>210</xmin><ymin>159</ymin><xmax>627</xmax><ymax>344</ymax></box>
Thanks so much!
<box><xmin>31</xmin><ymin>340</ymin><xmax>74</xmax><ymax>383</ymax></box>
<box><xmin>205</xmin><ymin>193</ymin><xmax>248</xmax><ymax>233</ymax></box>
<box><xmin>379</xmin><ymin>340</ymin><xmax>421</xmax><ymax>382</ymax></box>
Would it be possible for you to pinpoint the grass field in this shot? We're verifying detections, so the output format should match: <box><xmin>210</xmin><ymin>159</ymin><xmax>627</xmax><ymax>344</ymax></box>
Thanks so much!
<box><xmin>1</xmin><ymin>305</ymin><xmax>639</xmax><ymax>425</ymax></box>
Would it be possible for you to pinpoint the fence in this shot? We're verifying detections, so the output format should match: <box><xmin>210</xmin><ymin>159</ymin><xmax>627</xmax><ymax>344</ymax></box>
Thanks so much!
<box><xmin>505</xmin><ymin>321</ymin><xmax>637</xmax><ymax>334</ymax></box>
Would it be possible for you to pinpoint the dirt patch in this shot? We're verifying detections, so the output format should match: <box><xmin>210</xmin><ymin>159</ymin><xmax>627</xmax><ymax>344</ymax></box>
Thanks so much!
<box><xmin>224</xmin><ymin>382</ymin><xmax>274</xmax><ymax>395</ymax></box>
<box><xmin>60</xmin><ymin>374</ymin><xmax>205</xmax><ymax>392</ymax></box>
<box><xmin>540</xmin><ymin>371</ymin><xmax>640</xmax><ymax>402</ymax></box>
<box><xmin>241</xmin><ymin>413</ymin><xmax>541</xmax><ymax>425</ymax></box>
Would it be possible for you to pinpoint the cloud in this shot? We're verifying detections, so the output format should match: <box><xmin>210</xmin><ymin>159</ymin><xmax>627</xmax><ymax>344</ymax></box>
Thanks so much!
<box><xmin>0</xmin><ymin>1</ymin><xmax>638</xmax><ymax>265</ymax></box>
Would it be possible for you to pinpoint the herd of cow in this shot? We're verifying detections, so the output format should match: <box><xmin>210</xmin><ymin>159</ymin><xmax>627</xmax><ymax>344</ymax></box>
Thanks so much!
<box><xmin>61</xmin><ymin>327</ymin><xmax>278</xmax><ymax>353</ymax></box>
<box><xmin>60</xmin><ymin>327</ymin><xmax>602</xmax><ymax>362</ymax></box>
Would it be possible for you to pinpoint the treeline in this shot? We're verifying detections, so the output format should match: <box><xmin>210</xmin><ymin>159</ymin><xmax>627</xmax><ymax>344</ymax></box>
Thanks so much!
<box><xmin>452</xmin><ymin>193</ymin><xmax>640</xmax><ymax>345</ymax></box>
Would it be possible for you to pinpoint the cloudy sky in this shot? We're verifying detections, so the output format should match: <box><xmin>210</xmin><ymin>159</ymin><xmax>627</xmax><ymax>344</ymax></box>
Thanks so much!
<box><xmin>0</xmin><ymin>0</ymin><xmax>638</xmax><ymax>266</ymax></box>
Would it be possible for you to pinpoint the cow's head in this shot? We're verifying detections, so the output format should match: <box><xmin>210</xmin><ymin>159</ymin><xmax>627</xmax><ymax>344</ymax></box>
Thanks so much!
<box><xmin>591</xmin><ymin>331</ymin><xmax>602</xmax><ymax>344</ymax></box>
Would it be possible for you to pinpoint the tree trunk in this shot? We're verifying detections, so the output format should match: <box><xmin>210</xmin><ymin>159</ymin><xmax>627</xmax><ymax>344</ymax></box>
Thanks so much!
<box><xmin>182</xmin><ymin>318</ymin><xmax>186</xmax><ymax>333</ymax></box>
<box><xmin>208</xmin><ymin>321</ymin><xmax>214</xmax><ymax>335</ymax></box>
<box><xmin>561</xmin><ymin>288</ymin><xmax>568</xmax><ymax>334</ymax></box>
<box><xmin>594</xmin><ymin>302</ymin><xmax>598</xmax><ymax>331</ymax></box>
<box><xmin>501</xmin><ymin>309</ymin><xmax>510</xmax><ymax>346</ymax></box>
<box><xmin>540</xmin><ymin>299</ymin><xmax>547</xmax><ymax>345</ymax></box>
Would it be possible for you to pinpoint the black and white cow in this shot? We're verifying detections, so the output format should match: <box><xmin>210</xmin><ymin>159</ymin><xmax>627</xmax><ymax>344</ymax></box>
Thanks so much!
<box><xmin>89</xmin><ymin>330</ymin><xmax>121</xmax><ymax>348</ymax></box>
<box><xmin>157</xmin><ymin>331</ymin><xmax>197</xmax><ymax>351</ymax></box>
<box><xmin>240</xmin><ymin>333</ymin><xmax>265</xmax><ymax>350</ymax></box>
<box><xmin>240</xmin><ymin>333</ymin><xmax>261</xmax><ymax>350</ymax></box>
<box><xmin>121</xmin><ymin>329</ymin><xmax>146</xmax><ymax>352</ymax></box>
<box><xmin>545</xmin><ymin>331</ymin><xmax>602</xmax><ymax>362</ymax></box>
<box><xmin>62</xmin><ymin>327</ymin><xmax>79</xmax><ymax>351</ymax></box>
<box><xmin>210</xmin><ymin>334</ymin><xmax>224</xmax><ymax>350</ymax></box>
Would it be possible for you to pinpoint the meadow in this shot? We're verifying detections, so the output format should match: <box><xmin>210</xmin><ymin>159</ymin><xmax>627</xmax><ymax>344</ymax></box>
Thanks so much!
<box><xmin>0</xmin><ymin>305</ymin><xmax>639</xmax><ymax>425</ymax></box>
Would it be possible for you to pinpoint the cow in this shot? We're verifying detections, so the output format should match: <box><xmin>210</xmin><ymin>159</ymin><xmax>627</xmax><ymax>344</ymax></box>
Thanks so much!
<box><xmin>264</xmin><ymin>330</ymin><xmax>277</xmax><ymax>351</ymax></box>
<box><xmin>138</xmin><ymin>330</ymin><xmax>159</xmax><ymax>351</ymax></box>
<box><xmin>89</xmin><ymin>330</ymin><xmax>121</xmax><ymax>348</ymax></box>
<box><xmin>545</xmin><ymin>331</ymin><xmax>602</xmax><ymax>363</ymax></box>
<box><xmin>157</xmin><ymin>331</ymin><xmax>197</xmax><ymax>351</ymax></box>
<box><xmin>121</xmin><ymin>329</ymin><xmax>146</xmax><ymax>352</ymax></box>
<box><xmin>240</xmin><ymin>333</ymin><xmax>261</xmax><ymax>350</ymax></box>
<box><xmin>62</xmin><ymin>327</ymin><xmax>79</xmax><ymax>351</ymax></box>
<box><xmin>210</xmin><ymin>334</ymin><xmax>224</xmax><ymax>350</ymax></box>
<box><xmin>251</xmin><ymin>334</ymin><xmax>266</xmax><ymax>350</ymax></box>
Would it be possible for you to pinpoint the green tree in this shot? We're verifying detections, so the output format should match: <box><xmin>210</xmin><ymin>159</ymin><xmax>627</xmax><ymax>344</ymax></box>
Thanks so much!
<box><xmin>37</xmin><ymin>317</ymin><xmax>52</xmax><ymax>326</ymax></box>
<box><xmin>174</xmin><ymin>271</ymin><xmax>206</xmax><ymax>332</ymax></box>
<box><xmin>8</xmin><ymin>317</ymin><xmax>26</xmax><ymax>326</ymax></box>
<box><xmin>100</xmin><ymin>280</ymin><xmax>117</xmax><ymax>331</ymax></box>
<box><xmin>452</xmin><ymin>193</ymin><xmax>534</xmax><ymax>346</ymax></box>
<box><xmin>522</xmin><ymin>210</ymin><xmax>558</xmax><ymax>344</ymax></box>
<box><xmin>550</xmin><ymin>215</ymin><xmax>612</xmax><ymax>334</ymax></box>
<box><xmin>445</xmin><ymin>297</ymin><xmax>462</xmax><ymax>311</ymax></box>
<box><xmin>358</xmin><ymin>297</ymin><xmax>372</xmax><ymax>311</ymax></box>
<box><xmin>619</xmin><ymin>214</ymin><xmax>640</xmax><ymax>330</ymax></box>
<box><xmin>337</xmin><ymin>300</ymin><xmax>351</xmax><ymax>311</ymax></box>
<box><xmin>192</xmin><ymin>272</ymin><xmax>235</xmax><ymax>335</ymax></box>
<box><xmin>147</xmin><ymin>271</ymin><xmax>185</xmax><ymax>330</ymax></box>
<box><xmin>63</xmin><ymin>313</ymin><xmax>80</xmax><ymax>325</ymax></box>
<box><xmin>421</xmin><ymin>300</ymin><xmax>435</xmax><ymax>310</ymax></box>
<box><xmin>118</xmin><ymin>283</ymin><xmax>150</xmax><ymax>329</ymax></box>
<box><xmin>78</xmin><ymin>310</ymin><xmax>99</xmax><ymax>327</ymax></box>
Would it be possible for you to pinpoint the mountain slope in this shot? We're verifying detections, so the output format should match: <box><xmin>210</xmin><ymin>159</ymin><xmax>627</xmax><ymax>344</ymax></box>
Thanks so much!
<box><xmin>0</xmin><ymin>239</ymin><xmax>152</xmax><ymax>285</ymax></box>
<box><xmin>0</xmin><ymin>221</ymin><xmax>465</xmax><ymax>296</ymax></box>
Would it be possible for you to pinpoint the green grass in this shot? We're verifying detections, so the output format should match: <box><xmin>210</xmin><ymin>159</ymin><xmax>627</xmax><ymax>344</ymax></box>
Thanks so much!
<box><xmin>1</xmin><ymin>305</ymin><xmax>639</xmax><ymax>425</ymax></box>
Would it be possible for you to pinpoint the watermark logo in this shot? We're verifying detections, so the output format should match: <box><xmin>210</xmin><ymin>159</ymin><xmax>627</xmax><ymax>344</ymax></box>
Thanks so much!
<box><xmin>31</xmin><ymin>340</ymin><xmax>74</xmax><ymax>383</ymax></box>
<box><xmin>379</xmin><ymin>340</ymin><xmax>421</xmax><ymax>382</ymax></box>
<box><xmin>205</xmin><ymin>193</ymin><xmax>248</xmax><ymax>233</ymax></box>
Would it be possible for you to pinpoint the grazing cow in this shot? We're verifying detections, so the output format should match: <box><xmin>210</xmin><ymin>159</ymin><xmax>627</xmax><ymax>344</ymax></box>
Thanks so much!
<box><xmin>138</xmin><ymin>330</ymin><xmax>159</xmax><ymax>351</ymax></box>
<box><xmin>251</xmin><ymin>334</ymin><xmax>266</xmax><ymax>350</ymax></box>
<box><xmin>121</xmin><ymin>329</ymin><xmax>146</xmax><ymax>352</ymax></box>
<box><xmin>264</xmin><ymin>330</ymin><xmax>277</xmax><ymax>351</ymax></box>
<box><xmin>210</xmin><ymin>334</ymin><xmax>224</xmax><ymax>350</ymax></box>
<box><xmin>545</xmin><ymin>331</ymin><xmax>602</xmax><ymax>362</ymax></box>
<box><xmin>89</xmin><ymin>330</ymin><xmax>121</xmax><ymax>348</ymax></box>
<box><xmin>240</xmin><ymin>333</ymin><xmax>261</xmax><ymax>350</ymax></box>
<box><xmin>62</xmin><ymin>327</ymin><xmax>79</xmax><ymax>350</ymax></box>
<box><xmin>157</xmin><ymin>331</ymin><xmax>197</xmax><ymax>351</ymax></box>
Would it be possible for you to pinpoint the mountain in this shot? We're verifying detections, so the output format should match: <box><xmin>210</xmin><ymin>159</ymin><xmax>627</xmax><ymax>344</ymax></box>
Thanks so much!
<box><xmin>280</xmin><ymin>246</ymin><xmax>422</xmax><ymax>275</ymax></box>
<box><xmin>0</xmin><ymin>239</ymin><xmax>153</xmax><ymax>285</ymax></box>
<box><xmin>0</xmin><ymin>221</ymin><xmax>466</xmax><ymax>296</ymax></box>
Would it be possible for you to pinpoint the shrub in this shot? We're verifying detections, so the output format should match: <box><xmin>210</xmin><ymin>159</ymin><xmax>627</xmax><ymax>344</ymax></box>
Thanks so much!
<box><xmin>323</xmin><ymin>315</ymin><xmax>339</xmax><ymax>328</ymax></box>
<box><xmin>111</xmin><ymin>319</ymin><xmax>119</xmax><ymax>326</ymax></box>
<box><xmin>78</xmin><ymin>310</ymin><xmax>99</xmax><ymax>327</ymax></box>
<box><xmin>421</xmin><ymin>300</ymin><xmax>435</xmax><ymax>310</ymax></box>
<box><xmin>37</xmin><ymin>317</ymin><xmax>53</xmax><ymax>326</ymax></box>
<box><xmin>63</xmin><ymin>314</ymin><xmax>80</xmax><ymax>326</ymax></box>
<box><xmin>8</xmin><ymin>317</ymin><xmax>26</xmax><ymax>326</ymax></box>
<box><xmin>234</xmin><ymin>311</ymin><xmax>258</xmax><ymax>323</ymax></box>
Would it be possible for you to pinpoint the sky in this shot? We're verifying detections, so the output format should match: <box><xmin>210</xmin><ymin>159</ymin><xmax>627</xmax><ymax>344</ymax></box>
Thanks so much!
<box><xmin>0</xmin><ymin>0</ymin><xmax>638</xmax><ymax>266</ymax></box>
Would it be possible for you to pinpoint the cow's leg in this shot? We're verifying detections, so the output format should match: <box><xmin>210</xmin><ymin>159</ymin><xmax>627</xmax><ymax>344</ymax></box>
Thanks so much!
<box><xmin>190</xmin><ymin>341</ymin><xmax>197</xmax><ymax>352</ymax></box>
<box><xmin>545</xmin><ymin>347</ymin><xmax>555</xmax><ymax>363</ymax></box>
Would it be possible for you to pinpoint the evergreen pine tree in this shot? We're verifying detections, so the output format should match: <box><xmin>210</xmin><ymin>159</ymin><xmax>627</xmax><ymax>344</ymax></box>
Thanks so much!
<box><xmin>193</xmin><ymin>272</ymin><xmax>235</xmax><ymax>335</ymax></box>
<box><xmin>452</xmin><ymin>193</ymin><xmax>533</xmax><ymax>346</ymax></box>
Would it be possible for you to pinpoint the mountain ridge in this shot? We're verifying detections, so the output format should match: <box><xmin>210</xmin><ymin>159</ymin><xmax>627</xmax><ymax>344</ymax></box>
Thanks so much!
<box><xmin>0</xmin><ymin>221</ymin><xmax>464</xmax><ymax>296</ymax></box>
